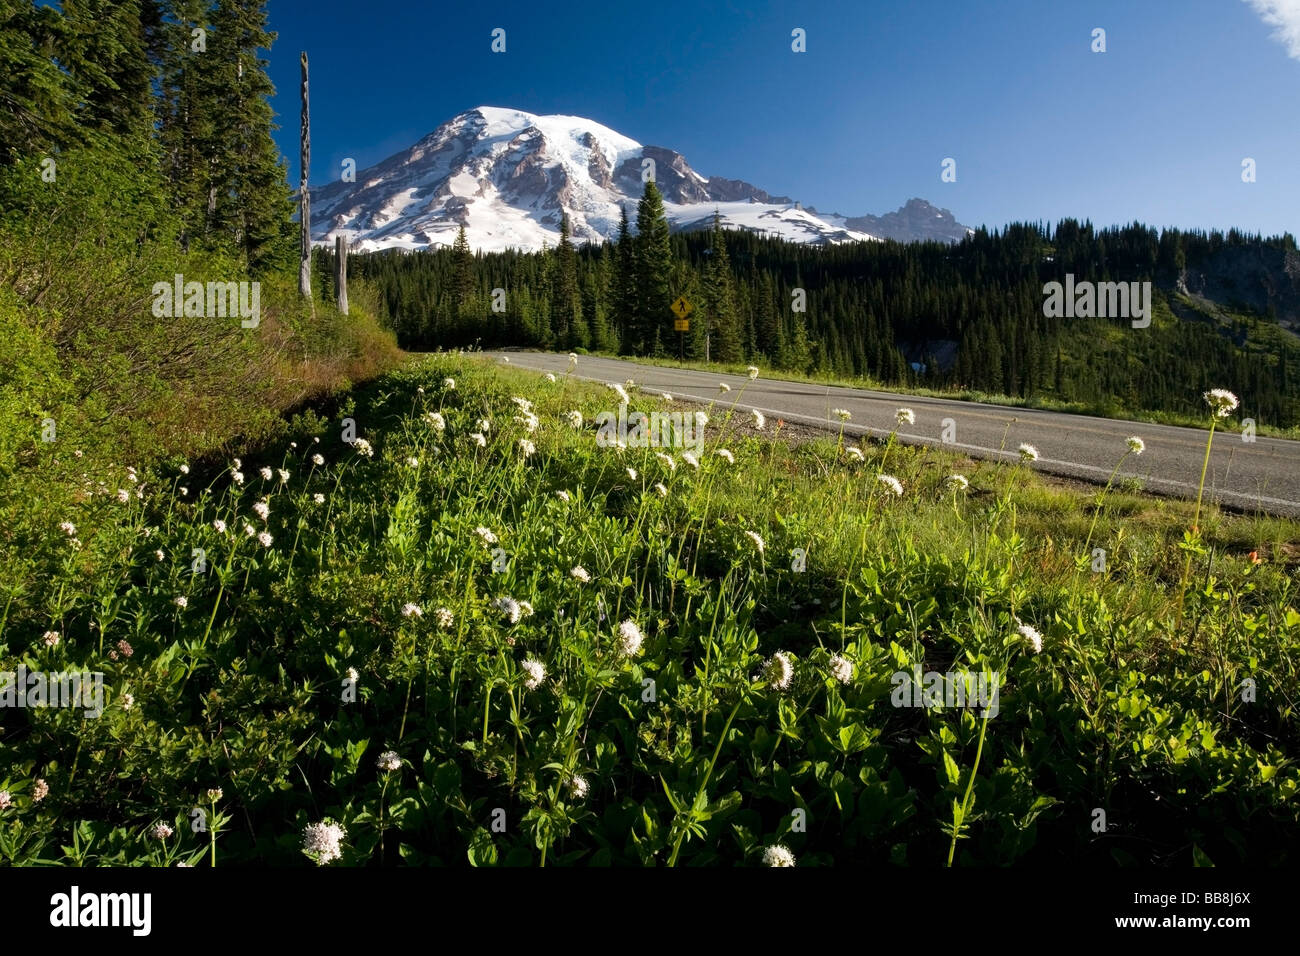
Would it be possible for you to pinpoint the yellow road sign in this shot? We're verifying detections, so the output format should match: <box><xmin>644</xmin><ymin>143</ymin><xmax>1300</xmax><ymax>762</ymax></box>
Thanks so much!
<box><xmin>670</xmin><ymin>296</ymin><xmax>694</xmax><ymax>319</ymax></box>
<box><xmin>674</xmin><ymin>318</ymin><xmax>690</xmax><ymax>332</ymax></box>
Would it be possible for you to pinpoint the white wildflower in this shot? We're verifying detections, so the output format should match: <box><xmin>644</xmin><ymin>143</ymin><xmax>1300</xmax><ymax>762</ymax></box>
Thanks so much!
<box><xmin>59</xmin><ymin>521</ymin><xmax>76</xmax><ymax>536</ymax></box>
<box><xmin>376</xmin><ymin>751</ymin><xmax>403</xmax><ymax>772</ymax></box>
<box><xmin>566</xmin><ymin>775</ymin><xmax>590</xmax><ymax>800</ymax></box>
<box><xmin>715</xmin><ymin>449</ymin><xmax>735</xmax><ymax>465</ymax></box>
<box><xmin>570</xmin><ymin>566</ymin><xmax>591</xmax><ymax>583</ymax></box>
<box><xmin>682</xmin><ymin>452</ymin><xmax>700</xmax><ymax>470</ymax></box>
<box><xmin>257</xmin><ymin>531</ymin><xmax>273</xmax><ymax>548</ymax></box>
<box><xmin>828</xmin><ymin>653</ymin><xmax>853</xmax><ymax>684</ymax></box>
<box><xmin>1127</xmin><ymin>436</ymin><xmax>1145</xmax><ymax>455</ymax></box>
<box><xmin>434</xmin><ymin>607</ymin><xmax>454</xmax><ymax>628</ymax></box>
<box><xmin>444</xmin><ymin>377</ymin><xmax>456</xmax><ymax>389</ymax></box>
<box><xmin>846</xmin><ymin>447</ymin><xmax>864</xmax><ymax>462</ymax></box>
<box><xmin>470</xmin><ymin>432</ymin><xmax>487</xmax><ymax>447</ymax></box>
<box><xmin>566</xmin><ymin>410</ymin><xmax>584</xmax><ymax>429</ymax></box>
<box><xmin>475</xmin><ymin>526</ymin><xmax>498</xmax><ymax>544</ymax></box>
<box><xmin>896</xmin><ymin>407</ymin><xmax>915</xmax><ymax>426</ymax></box>
<box><xmin>302</xmin><ymin>820</ymin><xmax>347</xmax><ymax>866</ymax></box>
<box><xmin>747</xmin><ymin>366</ymin><xmax>760</xmax><ymax>380</ymax></box>
<box><xmin>654</xmin><ymin>452</ymin><xmax>676</xmax><ymax>471</ymax></box>
<box><xmin>521</xmin><ymin>658</ymin><xmax>546</xmax><ymax>690</ymax></box>
<box><xmin>259</xmin><ymin>467</ymin><xmax>272</xmax><ymax>481</ymax></box>
<box><xmin>1017</xmin><ymin>623</ymin><xmax>1044</xmax><ymax>654</ymax></box>
<box><xmin>763</xmin><ymin>844</ymin><xmax>796</xmax><ymax>867</ymax></box>
<box><xmin>944</xmin><ymin>474</ymin><xmax>970</xmax><ymax>491</ymax></box>
<box><xmin>151</xmin><ymin>823</ymin><xmax>174</xmax><ymax>841</ymax></box>
<box><xmin>353</xmin><ymin>438</ymin><xmax>374</xmax><ymax>458</ymax></box>
<box><xmin>313</xmin><ymin>493</ymin><xmax>325</xmax><ymax>504</ymax></box>
<box><xmin>252</xmin><ymin>500</ymin><xmax>270</xmax><ymax>521</ymax></box>
<box><xmin>617</xmin><ymin>619</ymin><xmax>644</xmax><ymax>657</ymax></box>
<box><xmin>751</xmin><ymin>409</ymin><xmax>766</xmax><ymax>430</ymax></box>
<box><xmin>744</xmin><ymin>530</ymin><xmax>766</xmax><ymax>555</ymax></box>
<box><xmin>654</xmin><ymin>482</ymin><xmax>668</xmax><ymax>497</ymax></box>
<box><xmin>173</xmin><ymin>596</ymin><xmax>188</xmax><ymax>609</ymax></box>
<box><xmin>1018</xmin><ymin>443</ymin><xmax>1039</xmax><ymax>463</ymax></box>
<box><xmin>42</xmin><ymin>630</ymin><xmax>60</xmax><ymax>647</ymax></box>
<box><xmin>718</xmin><ymin>382</ymin><xmax>731</xmax><ymax>393</ymax></box>
<box><xmin>426</xmin><ymin>412</ymin><xmax>446</xmax><ymax>432</ymax></box>
<box><xmin>312</xmin><ymin>454</ymin><xmax>325</xmax><ymax>466</ymax></box>
<box><xmin>1204</xmin><ymin>388</ymin><xmax>1239</xmax><ymax>418</ymax></box>
<box><xmin>495</xmin><ymin>596</ymin><xmax>523</xmax><ymax>624</ymax></box>
<box><xmin>833</xmin><ymin>408</ymin><xmax>851</xmax><ymax>421</ymax></box>
<box><xmin>519</xmin><ymin>438</ymin><xmax>536</xmax><ymax>457</ymax></box>
<box><xmin>876</xmin><ymin>474</ymin><xmax>903</xmax><ymax>497</ymax></box>
<box><xmin>401</xmin><ymin>603</ymin><xmax>423</xmax><ymax>619</ymax></box>
<box><xmin>762</xmin><ymin>651</ymin><xmax>794</xmax><ymax>691</ymax></box>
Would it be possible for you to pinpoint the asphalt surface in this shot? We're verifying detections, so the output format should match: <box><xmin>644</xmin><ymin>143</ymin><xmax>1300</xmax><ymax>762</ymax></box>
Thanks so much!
<box><xmin>482</xmin><ymin>350</ymin><xmax>1300</xmax><ymax>519</ymax></box>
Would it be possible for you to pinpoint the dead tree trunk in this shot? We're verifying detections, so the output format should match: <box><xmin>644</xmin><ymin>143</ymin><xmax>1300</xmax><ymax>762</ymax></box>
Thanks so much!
<box><xmin>298</xmin><ymin>51</ymin><xmax>311</xmax><ymax>299</ymax></box>
<box><xmin>335</xmin><ymin>235</ymin><xmax>348</xmax><ymax>315</ymax></box>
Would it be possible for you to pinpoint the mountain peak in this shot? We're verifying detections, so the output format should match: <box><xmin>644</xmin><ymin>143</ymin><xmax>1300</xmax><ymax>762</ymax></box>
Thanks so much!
<box><xmin>309</xmin><ymin>109</ymin><xmax>970</xmax><ymax>252</ymax></box>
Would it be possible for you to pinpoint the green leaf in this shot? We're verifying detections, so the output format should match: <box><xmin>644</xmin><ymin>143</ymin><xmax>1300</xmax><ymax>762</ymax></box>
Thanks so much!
<box><xmin>942</xmin><ymin>751</ymin><xmax>961</xmax><ymax>787</ymax></box>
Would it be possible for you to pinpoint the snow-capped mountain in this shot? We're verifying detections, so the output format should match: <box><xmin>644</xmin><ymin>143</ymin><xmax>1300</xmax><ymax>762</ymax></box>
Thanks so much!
<box><xmin>811</xmin><ymin>198</ymin><xmax>975</xmax><ymax>244</ymax></box>
<box><xmin>308</xmin><ymin>107</ymin><xmax>971</xmax><ymax>253</ymax></box>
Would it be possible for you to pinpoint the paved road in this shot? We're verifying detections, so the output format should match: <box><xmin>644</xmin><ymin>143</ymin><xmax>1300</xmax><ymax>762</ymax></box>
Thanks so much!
<box><xmin>482</xmin><ymin>350</ymin><xmax>1300</xmax><ymax>518</ymax></box>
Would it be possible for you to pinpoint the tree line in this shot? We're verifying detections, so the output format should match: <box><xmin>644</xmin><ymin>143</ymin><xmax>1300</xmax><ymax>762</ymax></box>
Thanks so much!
<box><xmin>343</xmin><ymin>195</ymin><xmax>1300</xmax><ymax>427</ymax></box>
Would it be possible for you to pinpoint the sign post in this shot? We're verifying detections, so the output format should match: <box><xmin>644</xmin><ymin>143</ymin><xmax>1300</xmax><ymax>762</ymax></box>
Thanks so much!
<box><xmin>670</xmin><ymin>296</ymin><xmax>693</xmax><ymax>363</ymax></box>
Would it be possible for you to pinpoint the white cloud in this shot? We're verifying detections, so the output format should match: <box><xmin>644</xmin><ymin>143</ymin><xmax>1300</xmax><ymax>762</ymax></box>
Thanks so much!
<box><xmin>1243</xmin><ymin>0</ymin><xmax>1300</xmax><ymax>59</ymax></box>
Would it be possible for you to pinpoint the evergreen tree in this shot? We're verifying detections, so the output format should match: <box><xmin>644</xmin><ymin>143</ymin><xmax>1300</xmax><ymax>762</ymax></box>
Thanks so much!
<box><xmin>202</xmin><ymin>0</ymin><xmax>293</xmax><ymax>274</ymax></box>
<box><xmin>702</xmin><ymin>212</ymin><xmax>741</xmax><ymax>362</ymax></box>
<box><xmin>613</xmin><ymin>205</ymin><xmax>637</xmax><ymax>353</ymax></box>
<box><xmin>551</xmin><ymin>213</ymin><xmax>584</xmax><ymax>348</ymax></box>
<box><xmin>633</xmin><ymin>181</ymin><xmax>672</xmax><ymax>354</ymax></box>
<box><xmin>451</xmin><ymin>224</ymin><xmax>474</xmax><ymax>324</ymax></box>
<box><xmin>0</xmin><ymin>1</ymin><xmax>79</xmax><ymax>164</ymax></box>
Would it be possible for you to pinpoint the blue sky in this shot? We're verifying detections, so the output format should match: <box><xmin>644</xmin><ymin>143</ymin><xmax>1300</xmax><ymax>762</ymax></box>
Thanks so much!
<box><xmin>262</xmin><ymin>0</ymin><xmax>1300</xmax><ymax>236</ymax></box>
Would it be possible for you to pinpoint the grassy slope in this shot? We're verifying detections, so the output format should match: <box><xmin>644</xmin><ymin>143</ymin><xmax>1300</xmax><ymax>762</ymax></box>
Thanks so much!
<box><xmin>0</xmin><ymin>354</ymin><xmax>1296</xmax><ymax>866</ymax></box>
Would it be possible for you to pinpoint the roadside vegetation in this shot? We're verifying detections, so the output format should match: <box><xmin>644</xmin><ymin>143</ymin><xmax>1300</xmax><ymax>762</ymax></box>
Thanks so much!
<box><xmin>2</xmin><ymin>356</ymin><xmax>1295</xmax><ymax>865</ymax></box>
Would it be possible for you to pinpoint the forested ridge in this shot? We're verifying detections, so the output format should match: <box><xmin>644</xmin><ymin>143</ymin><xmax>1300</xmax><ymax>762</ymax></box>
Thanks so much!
<box><xmin>344</xmin><ymin>207</ymin><xmax>1300</xmax><ymax>427</ymax></box>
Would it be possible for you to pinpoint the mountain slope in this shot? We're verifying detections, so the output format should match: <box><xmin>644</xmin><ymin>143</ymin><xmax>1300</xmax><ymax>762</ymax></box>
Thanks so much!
<box><xmin>308</xmin><ymin>107</ymin><xmax>970</xmax><ymax>253</ymax></box>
